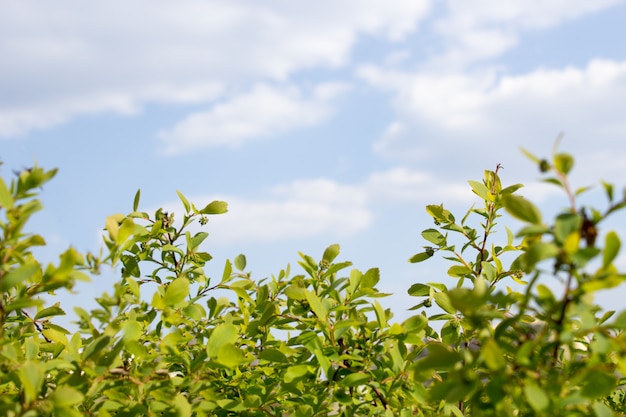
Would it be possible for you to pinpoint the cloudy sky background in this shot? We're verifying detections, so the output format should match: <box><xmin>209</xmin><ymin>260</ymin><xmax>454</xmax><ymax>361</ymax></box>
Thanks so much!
<box><xmin>3</xmin><ymin>1</ymin><xmax>626</xmax><ymax>322</ymax></box>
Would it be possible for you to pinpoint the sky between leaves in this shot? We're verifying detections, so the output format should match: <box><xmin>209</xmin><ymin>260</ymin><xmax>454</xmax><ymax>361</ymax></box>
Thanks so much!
<box><xmin>2</xmin><ymin>0</ymin><xmax>626</xmax><ymax>320</ymax></box>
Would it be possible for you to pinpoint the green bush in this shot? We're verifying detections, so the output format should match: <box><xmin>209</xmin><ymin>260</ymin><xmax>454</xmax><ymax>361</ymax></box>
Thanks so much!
<box><xmin>1</xmin><ymin>146</ymin><xmax>625</xmax><ymax>416</ymax></box>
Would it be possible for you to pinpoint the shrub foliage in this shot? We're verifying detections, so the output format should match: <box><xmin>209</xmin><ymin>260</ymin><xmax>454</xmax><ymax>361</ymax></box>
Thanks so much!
<box><xmin>1</xmin><ymin>147</ymin><xmax>626</xmax><ymax>416</ymax></box>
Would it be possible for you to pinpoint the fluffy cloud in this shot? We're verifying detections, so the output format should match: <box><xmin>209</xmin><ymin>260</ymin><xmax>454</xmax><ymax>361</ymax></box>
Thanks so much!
<box><xmin>0</xmin><ymin>0</ymin><xmax>430</xmax><ymax>138</ymax></box>
<box><xmin>430</xmin><ymin>0</ymin><xmax>623</xmax><ymax>68</ymax></box>
<box><xmin>158</xmin><ymin>83</ymin><xmax>348</xmax><ymax>153</ymax></box>
<box><xmin>154</xmin><ymin>167</ymin><xmax>482</xmax><ymax>244</ymax></box>
<box><xmin>361</xmin><ymin>59</ymin><xmax>626</xmax><ymax>169</ymax></box>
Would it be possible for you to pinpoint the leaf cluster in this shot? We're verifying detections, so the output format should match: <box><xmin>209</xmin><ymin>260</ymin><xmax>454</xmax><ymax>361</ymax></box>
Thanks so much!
<box><xmin>2</xmin><ymin>145</ymin><xmax>626</xmax><ymax>416</ymax></box>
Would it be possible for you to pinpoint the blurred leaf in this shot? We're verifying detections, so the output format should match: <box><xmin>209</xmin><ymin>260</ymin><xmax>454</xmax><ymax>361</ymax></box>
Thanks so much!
<box><xmin>409</xmin><ymin>251</ymin><xmax>433</xmax><ymax>263</ymax></box>
<box><xmin>524</xmin><ymin>383</ymin><xmax>549</xmax><ymax>412</ymax></box>
<box><xmin>207</xmin><ymin>324</ymin><xmax>238</xmax><ymax>358</ymax></box>
<box><xmin>502</xmin><ymin>194</ymin><xmax>542</xmax><ymax>224</ymax></box>
<box><xmin>434</xmin><ymin>292</ymin><xmax>456</xmax><ymax>314</ymax></box>
<box><xmin>603</xmin><ymin>231</ymin><xmax>620</xmax><ymax>269</ymax></box>
<box><xmin>0</xmin><ymin>177</ymin><xmax>12</xmax><ymax>209</ymax></box>
<box><xmin>601</xmin><ymin>181</ymin><xmax>614</xmax><ymax>202</ymax></box>
<box><xmin>520</xmin><ymin>147</ymin><xmax>541</xmax><ymax>164</ymax></box>
<box><xmin>164</xmin><ymin>277</ymin><xmax>189</xmax><ymax>307</ymax></box>
<box><xmin>34</xmin><ymin>303</ymin><xmax>65</xmax><ymax>320</ymax></box>
<box><xmin>553</xmin><ymin>152</ymin><xmax>574</xmax><ymax>175</ymax></box>
<box><xmin>50</xmin><ymin>386</ymin><xmax>84</xmax><ymax>408</ymax></box>
<box><xmin>322</xmin><ymin>244</ymin><xmax>340</xmax><ymax>264</ymax></box>
<box><xmin>176</xmin><ymin>190</ymin><xmax>191</xmax><ymax>213</ymax></box>
<box><xmin>259</xmin><ymin>349</ymin><xmax>288</xmax><ymax>363</ymax></box>
<box><xmin>305</xmin><ymin>290</ymin><xmax>327</xmax><ymax>321</ymax></box>
<box><xmin>581</xmin><ymin>370</ymin><xmax>617</xmax><ymax>398</ymax></box>
<box><xmin>18</xmin><ymin>361</ymin><xmax>44</xmax><ymax>404</ymax></box>
<box><xmin>339</xmin><ymin>372</ymin><xmax>370</xmax><ymax>387</ymax></box>
<box><xmin>234</xmin><ymin>254</ymin><xmax>246</xmax><ymax>271</ymax></box>
<box><xmin>122</xmin><ymin>319</ymin><xmax>142</xmax><ymax>343</ymax></box>
<box><xmin>132</xmin><ymin>189</ymin><xmax>141</xmax><ymax>211</ymax></box>
<box><xmin>447</xmin><ymin>265</ymin><xmax>472</xmax><ymax>278</ymax></box>
<box><xmin>412</xmin><ymin>343</ymin><xmax>462</xmax><ymax>370</ymax></box>
<box><xmin>199</xmin><ymin>200</ymin><xmax>228</xmax><ymax>215</ymax></box>
<box><xmin>284</xmin><ymin>365</ymin><xmax>311</xmax><ymax>383</ymax></box>
<box><xmin>174</xmin><ymin>393</ymin><xmax>192</xmax><ymax>417</ymax></box>
<box><xmin>216</xmin><ymin>344</ymin><xmax>244</xmax><ymax>368</ymax></box>
<box><xmin>468</xmin><ymin>180</ymin><xmax>492</xmax><ymax>201</ymax></box>
<box><xmin>553</xmin><ymin>213</ymin><xmax>581</xmax><ymax>244</ymax></box>
<box><xmin>482</xmin><ymin>339</ymin><xmax>505</xmax><ymax>371</ymax></box>
<box><xmin>0</xmin><ymin>262</ymin><xmax>39</xmax><ymax>291</ymax></box>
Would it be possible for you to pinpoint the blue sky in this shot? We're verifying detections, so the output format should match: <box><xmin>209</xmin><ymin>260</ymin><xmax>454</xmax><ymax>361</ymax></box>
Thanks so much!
<box><xmin>3</xmin><ymin>1</ymin><xmax>626</xmax><ymax>322</ymax></box>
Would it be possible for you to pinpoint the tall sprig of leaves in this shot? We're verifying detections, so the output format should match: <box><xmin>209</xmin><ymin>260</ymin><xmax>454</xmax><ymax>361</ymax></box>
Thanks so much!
<box><xmin>408</xmin><ymin>144</ymin><xmax>626</xmax><ymax>416</ymax></box>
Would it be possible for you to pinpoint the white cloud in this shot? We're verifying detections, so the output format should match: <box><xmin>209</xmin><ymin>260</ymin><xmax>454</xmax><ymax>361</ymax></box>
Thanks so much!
<box><xmin>361</xmin><ymin>59</ymin><xmax>626</xmax><ymax>163</ymax></box>
<box><xmin>430</xmin><ymin>0</ymin><xmax>624</xmax><ymax>68</ymax></box>
<box><xmin>147</xmin><ymin>166</ymin><xmax>482</xmax><ymax>244</ymax></box>
<box><xmin>0</xmin><ymin>0</ymin><xmax>430</xmax><ymax>138</ymax></box>
<box><xmin>156</xmin><ymin>178</ymin><xmax>371</xmax><ymax>244</ymax></box>
<box><xmin>158</xmin><ymin>83</ymin><xmax>348</xmax><ymax>153</ymax></box>
<box><xmin>366</xmin><ymin>167</ymin><xmax>473</xmax><ymax>203</ymax></box>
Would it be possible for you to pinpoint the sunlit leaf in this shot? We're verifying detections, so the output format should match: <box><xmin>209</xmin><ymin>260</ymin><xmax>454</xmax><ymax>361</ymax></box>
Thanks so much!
<box><xmin>322</xmin><ymin>244</ymin><xmax>340</xmax><ymax>264</ymax></box>
<box><xmin>199</xmin><ymin>200</ymin><xmax>228</xmax><ymax>215</ymax></box>
<box><xmin>502</xmin><ymin>194</ymin><xmax>542</xmax><ymax>224</ymax></box>
<box><xmin>524</xmin><ymin>383</ymin><xmax>550</xmax><ymax>412</ymax></box>
<box><xmin>163</xmin><ymin>277</ymin><xmax>189</xmax><ymax>307</ymax></box>
<box><xmin>603</xmin><ymin>231</ymin><xmax>621</xmax><ymax>269</ymax></box>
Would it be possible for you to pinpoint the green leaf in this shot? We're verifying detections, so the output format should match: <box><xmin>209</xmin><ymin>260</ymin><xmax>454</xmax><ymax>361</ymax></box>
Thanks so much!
<box><xmin>164</xmin><ymin>277</ymin><xmax>189</xmax><ymax>307</ymax></box>
<box><xmin>601</xmin><ymin>181</ymin><xmax>614</xmax><ymax>202</ymax></box>
<box><xmin>553</xmin><ymin>213</ymin><xmax>581</xmax><ymax>244</ymax></box>
<box><xmin>234</xmin><ymin>254</ymin><xmax>246</xmax><ymax>271</ymax></box>
<box><xmin>553</xmin><ymin>152</ymin><xmax>574</xmax><ymax>175</ymax></box>
<box><xmin>284</xmin><ymin>365</ymin><xmax>311</xmax><ymax>383</ymax></box>
<box><xmin>407</xmin><ymin>283</ymin><xmax>430</xmax><ymax>297</ymax></box>
<box><xmin>447</xmin><ymin>265</ymin><xmax>472</xmax><ymax>278</ymax></box>
<box><xmin>50</xmin><ymin>386</ymin><xmax>84</xmax><ymax>408</ymax></box>
<box><xmin>18</xmin><ymin>361</ymin><xmax>44</xmax><ymax>404</ymax></box>
<box><xmin>304</xmin><ymin>290</ymin><xmax>327</xmax><ymax>321</ymax></box>
<box><xmin>402</xmin><ymin>314</ymin><xmax>428</xmax><ymax>332</ymax></box>
<box><xmin>199</xmin><ymin>200</ymin><xmax>228</xmax><ymax>215</ymax></box>
<box><xmin>481</xmin><ymin>339</ymin><xmax>505</xmax><ymax>371</ymax></box>
<box><xmin>422</xmin><ymin>229</ymin><xmax>446</xmax><ymax>245</ymax></box>
<box><xmin>603</xmin><ymin>231</ymin><xmax>620</xmax><ymax>269</ymax></box>
<box><xmin>176</xmin><ymin>190</ymin><xmax>191</xmax><ymax>213</ymax></box>
<box><xmin>581</xmin><ymin>370</ymin><xmax>617</xmax><ymax>398</ymax></box>
<box><xmin>189</xmin><ymin>231</ymin><xmax>209</xmax><ymax>250</ymax></box>
<box><xmin>502</xmin><ymin>194</ymin><xmax>542</xmax><ymax>224</ymax></box>
<box><xmin>82</xmin><ymin>335</ymin><xmax>111</xmax><ymax>361</ymax></box>
<box><xmin>122</xmin><ymin>320</ymin><xmax>142</xmax><ymax>343</ymax></box>
<box><xmin>434</xmin><ymin>292</ymin><xmax>456</xmax><ymax>314</ymax></box>
<box><xmin>412</xmin><ymin>343</ymin><xmax>462</xmax><ymax>370</ymax></box>
<box><xmin>362</xmin><ymin>268</ymin><xmax>380</xmax><ymax>288</ymax></box>
<box><xmin>409</xmin><ymin>251</ymin><xmax>433</xmax><ymax>263</ymax></box>
<box><xmin>34</xmin><ymin>303</ymin><xmax>65</xmax><ymax>320</ymax></box>
<box><xmin>322</xmin><ymin>244</ymin><xmax>340</xmax><ymax>264</ymax></box>
<box><xmin>339</xmin><ymin>372</ymin><xmax>370</xmax><ymax>387</ymax></box>
<box><xmin>0</xmin><ymin>262</ymin><xmax>39</xmax><ymax>291</ymax></box>
<box><xmin>259</xmin><ymin>349</ymin><xmax>288</xmax><ymax>363</ymax></box>
<box><xmin>524</xmin><ymin>383</ymin><xmax>549</xmax><ymax>412</ymax></box>
<box><xmin>133</xmin><ymin>189</ymin><xmax>141</xmax><ymax>211</ymax></box>
<box><xmin>520</xmin><ymin>147</ymin><xmax>541</xmax><ymax>164</ymax></box>
<box><xmin>468</xmin><ymin>180</ymin><xmax>493</xmax><ymax>201</ymax></box>
<box><xmin>0</xmin><ymin>177</ymin><xmax>13</xmax><ymax>209</ymax></box>
<box><xmin>207</xmin><ymin>324</ymin><xmax>238</xmax><ymax>358</ymax></box>
<box><xmin>216</xmin><ymin>344</ymin><xmax>244</xmax><ymax>368</ymax></box>
<box><xmin>174</xmin><ymin>393</ymin><xmax>192</xmax><ymax>417</ymax></box>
